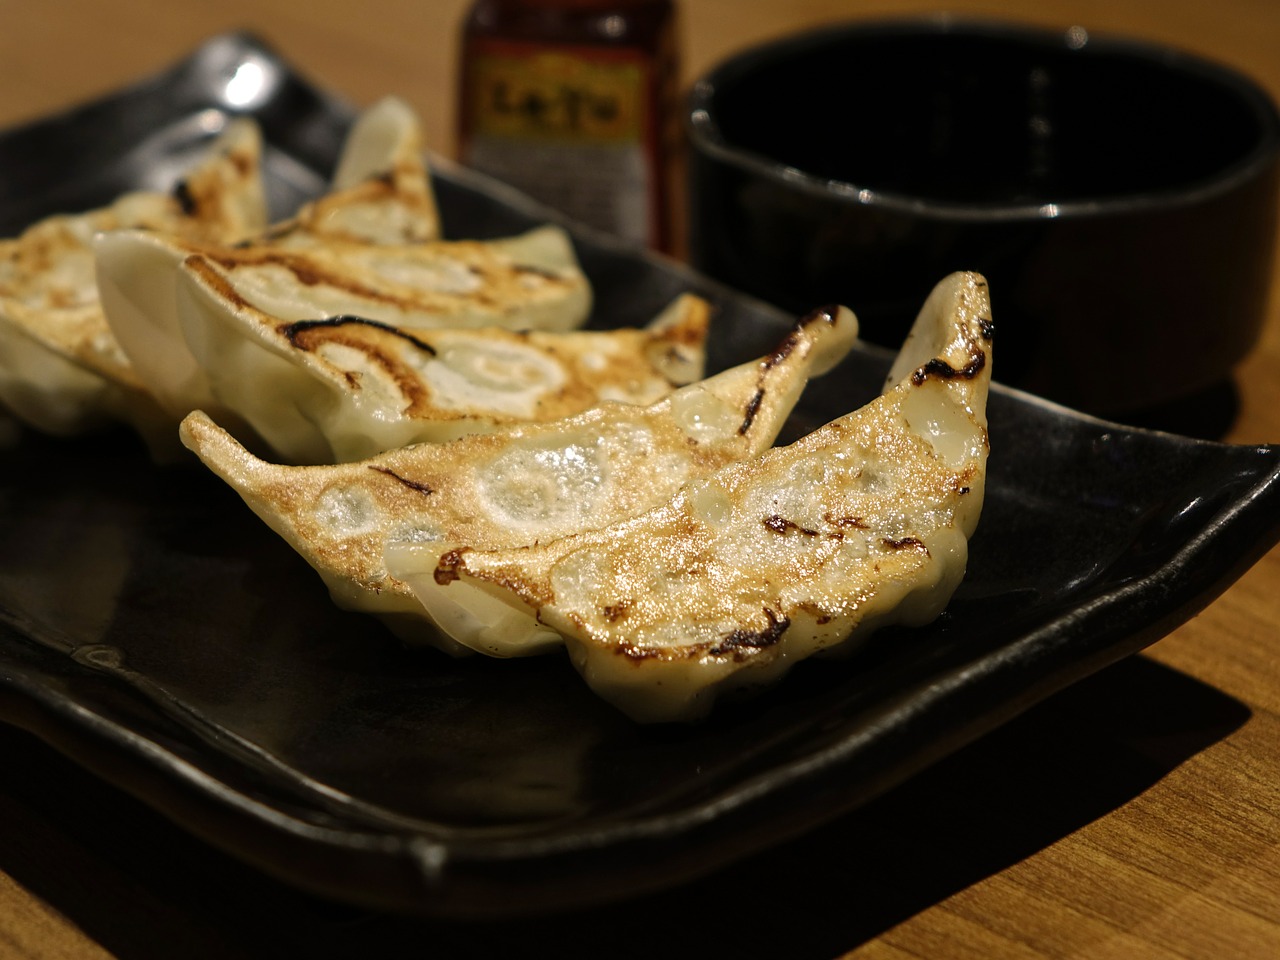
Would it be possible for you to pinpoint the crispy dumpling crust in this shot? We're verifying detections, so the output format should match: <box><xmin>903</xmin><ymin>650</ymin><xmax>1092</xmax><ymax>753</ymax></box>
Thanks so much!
<box><xmin>95</xmin><ymin>223</ymin><xmax>592</xmax><ymax>428</ymax></box>
<box><xmin>172</xmin><ymin>272</ymin><xmax>711</xmax><ymax>462</ymax></box>
<box><xmin>0</xmin><ymin>118</ymin><xmax>268</xmax><ymax>449</ymax></box>
<box><xmin>179</xmin><ymin>305</ymin><xmax>859</xmax><ymax>651</ymax></box>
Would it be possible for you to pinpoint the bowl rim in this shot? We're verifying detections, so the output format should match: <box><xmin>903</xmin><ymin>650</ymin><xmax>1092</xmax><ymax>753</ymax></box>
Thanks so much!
<box><xmin>686</xmin><ymin>16</ymin><xmax>1280</xmax><ymax>222</ymax></box>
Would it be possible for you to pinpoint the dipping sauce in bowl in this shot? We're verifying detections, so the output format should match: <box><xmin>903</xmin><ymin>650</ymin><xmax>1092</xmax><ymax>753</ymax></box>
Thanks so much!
<box><xmin>687</xmin><ymin>18</ymin><xmax>1280</xmax><ymax>421</ymax></box>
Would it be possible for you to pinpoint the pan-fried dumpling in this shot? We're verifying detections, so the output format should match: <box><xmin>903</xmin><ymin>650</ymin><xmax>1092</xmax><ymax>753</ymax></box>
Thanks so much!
<box><xmin>268</xmin><ymin>96</ymin><xmax>441</xmax><ymax>246</ymax></box>
<box><xmin>0</xmin><ymin>118</ymin><xmax>268</xmax><ymax>447</ymax></box>
<box><xmin>388</xmin><ymin>273</ymin><xmax>992</xmax><ymax>722</ymax></box>
<box><xmin>178</xmin><ymin>304</ymin><xmax>858</xmax><ymax>651</ymax></box>
<box><xmin>96</xmin><ymin>224</ymin><xmax>591</xmax><ymax>425</ymax></box>
<box><xmin>174</xmin><ymin>261</ymin><xmax>711</xmax><ymax>461</ymax></box>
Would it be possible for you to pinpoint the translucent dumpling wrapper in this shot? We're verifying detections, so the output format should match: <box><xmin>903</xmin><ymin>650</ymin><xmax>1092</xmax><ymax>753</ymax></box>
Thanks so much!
<box><xmin>96</xmin><ymin>223</ymin><xmax>591</xmax><ymax>424</ymax></box>
<box><xmin>174</xmin><ymin>261</ymin><xmax>711</xmax><ymax>461</ymax></box>
<box><xmin>388</xmin><ymin>273</ymin><xmax>993</xmax><ymax>723</ymax></box>
<box><xmin>179</xmin><ymin>304</ymin><xmax>858</xmax><ymax>652</ymax></box>
<box><xmin>266</xmin><ymin>95</ymin><xmax>441</xmax><ymax>246</ymax></box>
<box><xmin>0</xmin><ymin>118</ymin><xmax>268</xmax><ymax>449</ymax></box>
<box><xmin>0</xmin><ymin>96</ymin><xmax>431</xmax><ymax>451</ymax></box>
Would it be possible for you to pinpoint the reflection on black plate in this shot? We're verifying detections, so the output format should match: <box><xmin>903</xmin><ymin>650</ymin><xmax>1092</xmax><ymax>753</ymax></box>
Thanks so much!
<box><xmin>2</xmin><ymin>34</ymin><xmax>1280</xmax><ymax>917</ymax></box>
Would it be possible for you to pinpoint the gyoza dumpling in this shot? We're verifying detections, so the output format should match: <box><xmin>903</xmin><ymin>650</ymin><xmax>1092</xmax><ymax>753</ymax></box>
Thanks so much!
<box><xmin>387</xmin><ymin>273</ymin><xmax>992</xmax><ymax>722</ymax></box>
<box><xmin>178</xmin><ymin>304</ymin><xmax>858</xmax><ymax>651</ymax></box>
<box><xmin>96</xmin><ymin>224</ymin><xmax>592</xmax><ymax>425</ymax></box>
<box><xmin>268</xmin><ymin>96</ymin><xmax>441</xmax><ymax>246</ymax></box>
<box><xmin>0</xmin><ymin>118</ymin><xmax>267</xmax><ymax>448</ymax></box>
<box><xmin>175</xmin><ymin>259</ymin><xmax>710</xmax><ymax>461</ymax></box>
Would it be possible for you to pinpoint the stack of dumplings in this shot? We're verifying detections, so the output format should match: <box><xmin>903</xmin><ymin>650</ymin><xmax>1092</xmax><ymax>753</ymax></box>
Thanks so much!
<box><xmin>0</xmin><ymin>94</ymin><xmax>992</xmax><ymax>722</ymax></box>
<box><xmin>0</xmin><ymin>117</ymin><xmax>268</xmax><ymax>451</ymax></box>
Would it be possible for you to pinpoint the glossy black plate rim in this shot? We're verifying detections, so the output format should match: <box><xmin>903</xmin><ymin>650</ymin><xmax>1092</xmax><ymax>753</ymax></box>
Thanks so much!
<box><xmin>2</xmin><ymin>33</ymin><xmax>1280</xmax><ymax>917</ymax></box>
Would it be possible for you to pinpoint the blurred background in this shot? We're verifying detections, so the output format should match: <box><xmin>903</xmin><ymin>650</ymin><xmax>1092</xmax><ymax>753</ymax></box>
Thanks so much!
<box><xmin>2</xmin><ymin>1</ymin><xmax>1275</xmax><ymax>166</ymax></box>
<box><xmin>4</xmin><ymin>0</ymin><xmax>1277</xmax><ymax>438</ymax></box>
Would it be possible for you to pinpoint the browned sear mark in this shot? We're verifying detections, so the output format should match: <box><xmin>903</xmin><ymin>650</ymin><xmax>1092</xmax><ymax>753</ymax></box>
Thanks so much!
<box><xmin>802</xmin><ymin>304</ymin><xmax>841</xmax><ymax>328</ymax></box>
<box><xmin>763</xmin><ymin>515</ymin><xmax>820</xmax><ymax>536</ymax></box>
<box><xmin>826</xmin><ymin>514</ymin><xmax>869</xmax><ymax>530</ymax></box>
<box><xmin>185</xmin><ymin>257</ymin><xmax>251</xmax><ymax>310</ymax></box>
<box><xmin>911</xmin><ymin>350</ymin><xmax>986</xmax><ymax>385</ymax></box>
<box><xmin>742</xmin><ymin>305</ymin><xmax>842</xmax><ymax>434</ymax></box>
<box><xmin>434</xmin><ymin>548</ymin><xmax>466</xmax><ymax>585</ymax></box>
<box><xmin>711</xmin><ymin>608</ymin><xmax>790</xmax><ymax>657</ymax></box>
<box><xmin>279</xmin><ymin>316</ymin><xmax>445</xmax><ymax>411</ymax></box>
<box><xmin>881</xmin><ymin>536</ymin><xmax>926</xmax><ymax>550</ymax></box>
<box><xmin>281</xmin><ymin>315</ymin><xmax>438</xmax><ymax>356</ymax></box>
<box><xmin>602</xmin><ymin>603</ymin><xmax>629</xmax><ymax>623</ymax></box>
<box><xmin>738</xmin><ymin>388</ymin><xmax>764</xmax><ymax>435</ymax></box>
<box><xmin>172</xmin><ymin>179</ymin><xmax>197</xmax><ymax>216</ymax></box>
<box><xmin>205</xmin><ymin>249</ymin><xmax>402</xmax><ymax>302</ymax></box>
<box><xmin>370</xmin><ymin>466</ymin><xmax>434</xmax><ymax>495</ymax></box>
<box><xmin>761</xmin><ymin>305</ymin><xmax>838</xmax><ymax>372</ymax></box>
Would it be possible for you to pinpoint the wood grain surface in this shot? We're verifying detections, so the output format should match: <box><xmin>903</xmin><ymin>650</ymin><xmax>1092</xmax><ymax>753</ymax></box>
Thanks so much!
<box><xmin>1</xmin><ymin>1</ymin><xmax>1279</xmax><ymax>957</ymax></box>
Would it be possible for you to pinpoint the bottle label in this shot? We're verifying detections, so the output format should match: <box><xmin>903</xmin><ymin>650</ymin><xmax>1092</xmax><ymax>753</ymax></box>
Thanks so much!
<box><xmin>462</xmin><ymin>39</ymin><xmax>656</xmax><ymax>246</ymax></box>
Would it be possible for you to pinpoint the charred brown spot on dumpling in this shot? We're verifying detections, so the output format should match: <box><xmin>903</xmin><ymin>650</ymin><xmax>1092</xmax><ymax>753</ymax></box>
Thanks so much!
<box><xmin>802</xmin><ymin>304</ymin><xmax>841</xmax><ymax>328</ymax></box>
<box><xmin>910</xmin><ymin>349</ymin><xmax>986</xmax><ymax>385</ymax></box>
<box><xmin>761</xmin><ymin>305</ymin><xmax>837</xmax><ymax>372</ymax></box>
<box><xmin>434</xmin><ymin>548</ymin><xmax>467</xmax><ymax>585</ymax></box>
<box><xmin>762</xmin><ymin>515</ymin><xmax>820</xmax><ymax>536</ymax></box>
<box><xmin>277</xmin><ymin>315</ymin><xmax>449</xmax><ymax>411</ymax></box>
<box><xmin>207</xmin><ymin>249</ymin><xmax>406</xmax><ymax>303</ymax></box>
<box><xmin>280</xmin><ymin>315</ymin><xmax>438</xmax><ymax>356</ymax></box>
<box><xmin>737</xmin><ymin>304</ymin><xmax>844</xmax><ymax>435</ymax></box>
<box><xmin>711</xmin><ymin>608</ymin><xmax>790</xmax><ymax>658</ymax></box>
<box><xmin>290</xmin><ymin>261</ymin><xmax>337</xmax><ymax>288</ymax></box>
<box><xmin>762</xmin><ymin>331</ymin><xmax>798</xmax><ymax>372</ymax></box>
<box><xmin>172</xmin><ymin>179</ymin><xmax>198</xmax><ymax>216</ymax></box>
<box><xmin>602</xmin><ymin>603</ymin><xmax>629</xmax><ymax>623</ymax></box>
<box><xmin>369</xmin><ymin>466</ymin><xmax>433</xmax><ymax>495</ymax></box>
<box><xmin>826</xmin><ymin>514</ymin><xmax>869</xmax><ymax>530</ymax></box>
<box><xmin>881</xmin><ymin>536</ymin><xmax>927</xmax><ymax>551</ymax></box>
<box><xmin>661</xmin><ymin>307</ymin><xmax>712</xmax><ymax>350</ymax></box>
<box><xmin>185</xmin><ymin>257</ymin><xmax>252</xmax><ymax>310</ymax></box>
<box><xmin>738</xmin><ymin>388</ymin><xmax>765</xmax><ymax>435</ymax></box>
<box><xmin>978</xmin><ymin>315</ymin><xmax>995</xmax><ymax>341</ymax></box>
<box><xmin>612</xmin><ymin>642</ymin><xmax>664</xmax><ymax>661</ymax></box>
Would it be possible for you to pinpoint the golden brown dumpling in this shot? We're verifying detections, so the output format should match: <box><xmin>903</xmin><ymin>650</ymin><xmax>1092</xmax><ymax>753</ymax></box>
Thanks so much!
<box><xmin>390</xmin><ymin>273</ymin><xmax>992</xmax><ymax>722</ymax></box>
<box><xmin>180</xmin><ymin>304</ymin><xmax>859</xmax><ymax>651</ymax></box>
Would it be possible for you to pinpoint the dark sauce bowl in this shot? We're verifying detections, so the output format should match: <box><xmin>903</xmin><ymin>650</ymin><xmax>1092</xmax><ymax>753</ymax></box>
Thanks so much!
<box><xmin>686</xmin><ymin>18</ymin><xmax>1280</xmax><ymax>421</ymax></box>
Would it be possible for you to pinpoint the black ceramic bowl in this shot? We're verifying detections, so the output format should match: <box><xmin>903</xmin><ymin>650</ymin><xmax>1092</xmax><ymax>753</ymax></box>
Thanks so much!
<box><xmin>687</xmin><ymin>19</ymin><xmax>1280</xmax><ymax>420</ymax></box>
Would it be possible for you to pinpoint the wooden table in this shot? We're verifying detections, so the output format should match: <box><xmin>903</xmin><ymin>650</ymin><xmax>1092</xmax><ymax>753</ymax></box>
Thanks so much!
<box><xmin>2</xmin><ymin>1</ymin><xmax>1279</xmax><ymax>957</ymax></box>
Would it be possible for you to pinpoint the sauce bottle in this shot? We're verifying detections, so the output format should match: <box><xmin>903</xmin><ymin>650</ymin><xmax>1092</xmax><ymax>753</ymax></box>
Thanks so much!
<box><xmin>457</xmin><ymin>0</ymin><xmax>680</xmax><ymax>251</ymax></box>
